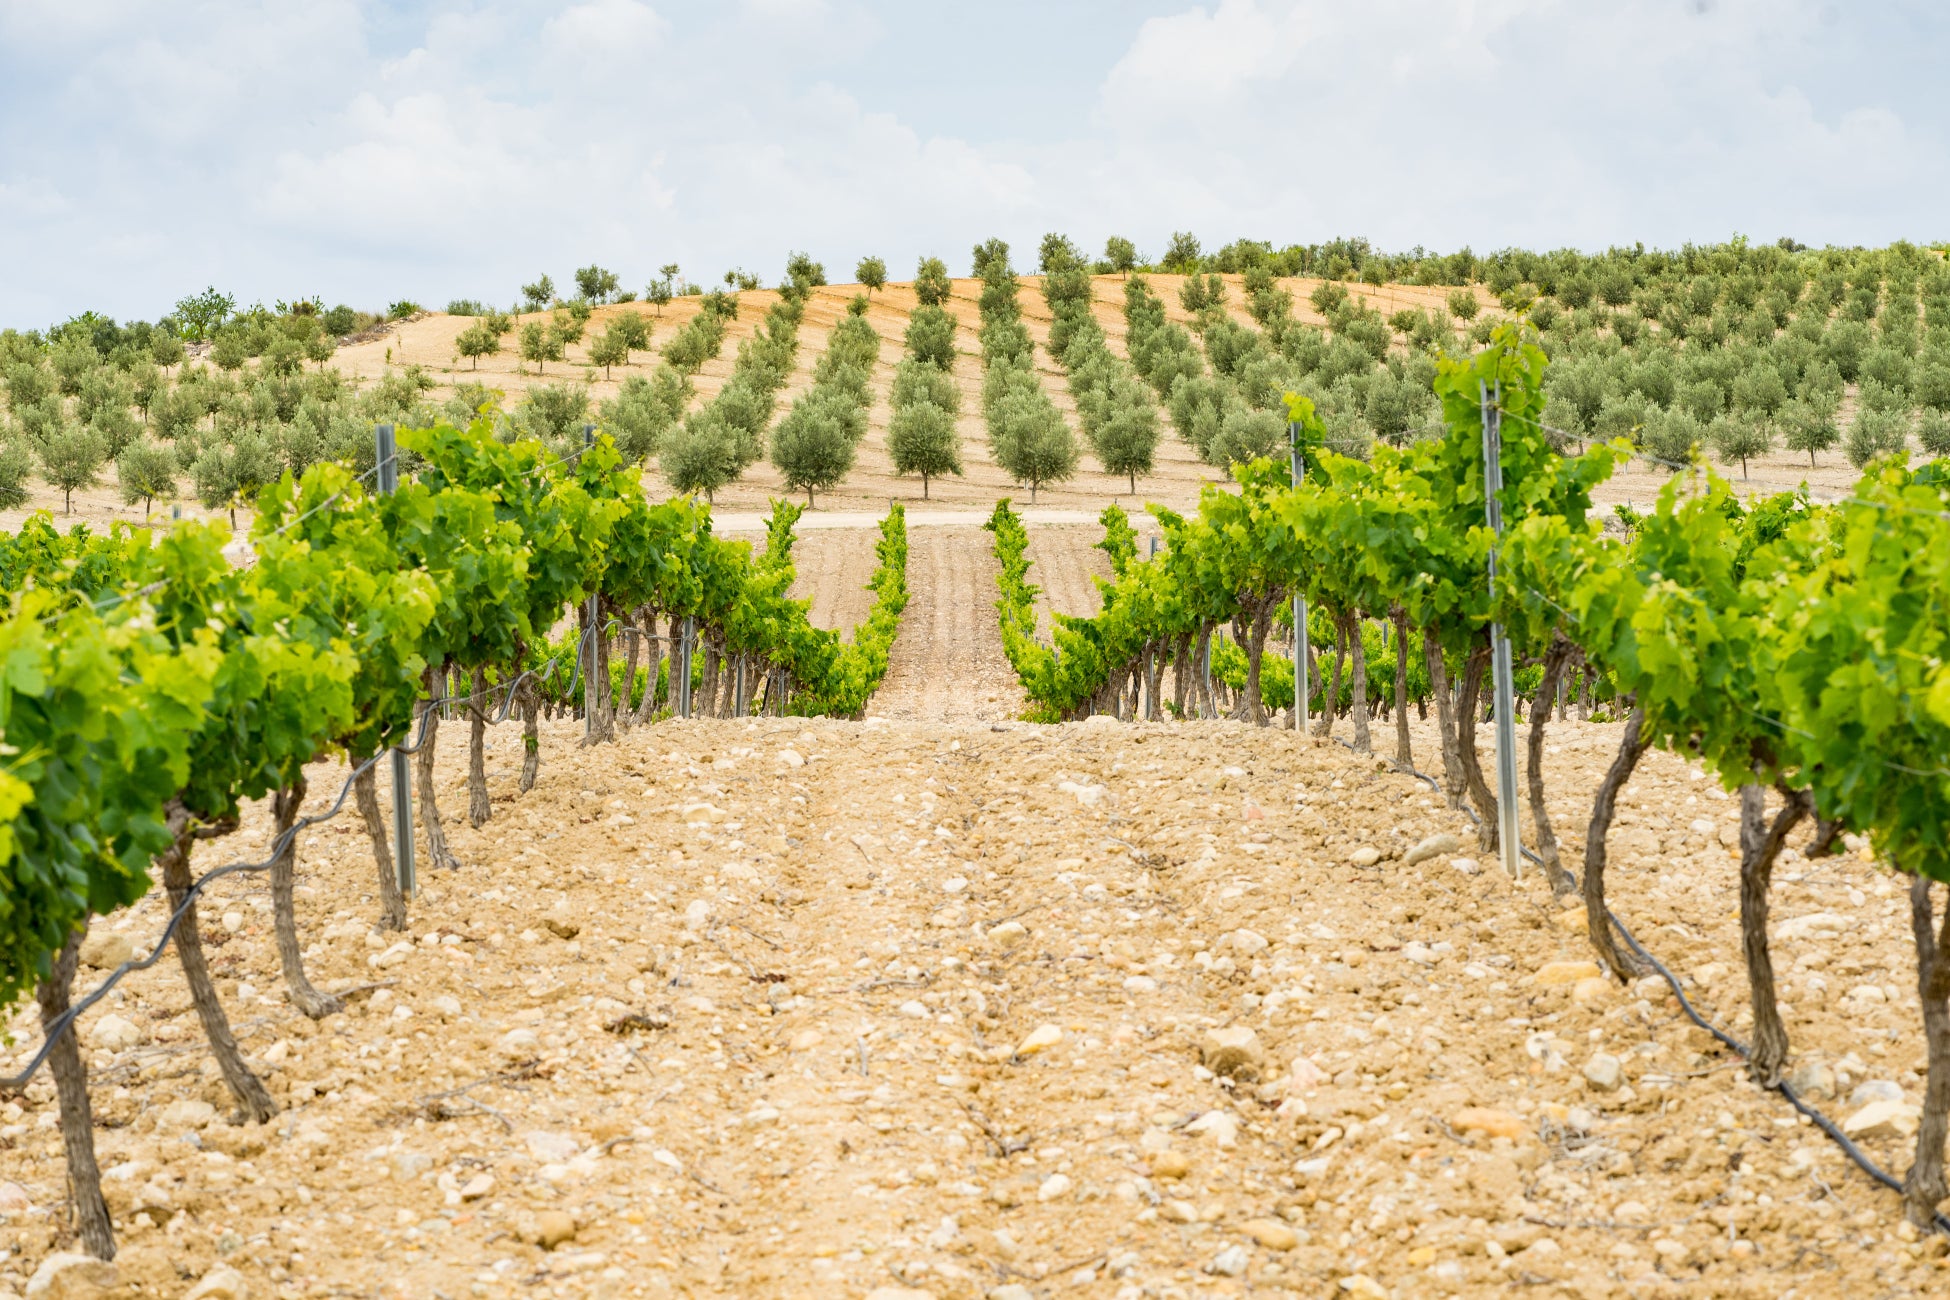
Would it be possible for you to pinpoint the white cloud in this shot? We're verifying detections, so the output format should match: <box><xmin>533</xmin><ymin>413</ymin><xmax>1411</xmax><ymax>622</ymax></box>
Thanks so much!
<box><xmin>0</xmin><ymin>0</ymin><xmax>1942</xmax><ymax>327</ymax></box>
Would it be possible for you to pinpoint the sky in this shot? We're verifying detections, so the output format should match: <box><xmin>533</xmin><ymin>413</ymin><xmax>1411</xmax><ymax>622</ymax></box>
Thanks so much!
<box><xmin>1</xmin><ymin>0</ymin><xmax>1944</xmax><ymax>328</ymax></box>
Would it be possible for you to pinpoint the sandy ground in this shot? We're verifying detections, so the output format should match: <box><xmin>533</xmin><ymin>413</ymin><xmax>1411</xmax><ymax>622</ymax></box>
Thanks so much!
<box><xmin>0</xmin><ymin>520</ymin><xmax>1945</xmax><ymax>1299</ymax></box>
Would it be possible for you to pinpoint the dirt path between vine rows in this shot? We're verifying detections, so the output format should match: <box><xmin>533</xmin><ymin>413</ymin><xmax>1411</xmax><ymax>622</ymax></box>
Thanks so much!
<box><xmin>1</xmin><ymin>704</ymin><xmax>1945</xmax><ymax>1300</ymax></box>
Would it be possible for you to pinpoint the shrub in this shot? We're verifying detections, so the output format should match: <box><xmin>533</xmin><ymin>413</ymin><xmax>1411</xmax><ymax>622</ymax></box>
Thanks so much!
<box><xmin>1845</xmin><ymin>407</ymin><xmax>1909</xmax><ymax>468</ymax></box>
<box><xmin>905</xmin><ymin>306</ymin><xmax>957</xmax><ymax>371</ymax></box>
<box><xmin>914</xmin><ymin>257</ymin><xmax>952</xmax><ymax>307</ymax></box>
<box><xmin>446</xmin><ymin>299</ymin><xmax>490</xmax><ymax>316</ymax></box>
<box><xmin>599</xmin><ymin>369</ymin><xmax>688</xmax><ymax>464</ymax></box>
<box><xmin>1918</xmin><ymin>409</ymin><xmax>1950</xmax><ymax>458</ymax></box>
<box><xmin>388</xmin><ymin>301</ymin><xmax>422</xmax><ymax>320</ymax></box>
<box><xmin>521</xmin><ymin>276</ymin><xmax>556</xmax><ymax>312</ymax></box>
<box><xmin>855</xmin><ymin>256</ymin><xmax>887</xmax><ymax>296</ymax></box>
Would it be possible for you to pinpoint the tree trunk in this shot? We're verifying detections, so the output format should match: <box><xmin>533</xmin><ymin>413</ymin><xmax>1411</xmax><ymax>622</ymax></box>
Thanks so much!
<box><xmin>355</xmin><ymin>763</ymin><xmax>408</xmax><ymax>930</ymax></box>
<box><xmin>1426</xmin><ymin>635</ymin><xmax>1465</xmax><ymax>808</ymax></box>
<box><xmin>1392</xmin><ymin>609</ymin><xmax>1412</xmax><ymax>767</ymax></box>
<box><xmin>1740</xmin><ymin>782</ymin><xmax>1812</xmax><ymax>1086</ymax></box>
<box><xmin>1313</xmin><ymin>622</ymin><xmax>1346</xmax><ymax>739</ymax></box>
<box><xmin>1455</xmin><ymin>642</ymin><xmax>1499</xmax><ymax>849</ymax></box>
<box><xmin>1193</xmin><ymin>624</ymin><xmax>1215</xmax><ymax>720</ymax></box>
<box><xmin>1577</xmin><ymin>668</ymin><xmax>1591</xmax><ymax>720</ymax></box>
<box><xmin>1583</xmin><ymin>705</ymin><xmax>1649</xmax><ymax>980</ymax></box>
<box><xmin>270</xmin><ymin>777</ymin><xmax>341</xmax><ymax>1019</ymax></box>
<box><xmin>587</xmin><ymin>605</ymin><xmax>617</xmax><ymax>743</ymax></box>
<box><xmin>468</xmin><ymin>667</ymin><xmax>491</xmax><ymax>827</ymax></box>
<box><xmin>1237</xmin><ymin>602</ymin><xmax>1273</xmax><ymax>726</ymax></box>
<box><xmin>514</xmin><ymin>676</ymin><xmax>541</xmax><ymax>792</ymax></box>
<box><xmin>637</xmin><ymin>610</ymin><xmax>663</xmax><ymax>724</ymax></box>
<box><xmin>158</xmin><ymin>807</ymin><xmax>277</xmax><ymax>1122</ymax></box>
<box><xmin>699</xmin><ymin>633</ymin><xmax>721</xmax><ymax>718</ymax></box>
<box><xmin>1145</xmin><ymin>643</ymin><xmax>1164</xmax><ymax>721</ymax></box>
<box><xmin>1171</xmin><ymin>632</ymin><xmax>1190</xmax><ymax>718</ymax></box>
<box><xmin>37</xmin><ymin>930</ymin><xmax>114</xmax><ymax>1260</ymax></box>
<box><xmin>1347</xmin><ymin>614</ymin><xmax>1371</xmax><ymax>754</ymax></box>
<box><xmin>1904</xmin><ymin>876</ymin><xmax>1950</xmax><ymax>1227</ymax></box>
<box><xmin>618</xmin><ymin>611</ymin><xmax>643</xmax><ymax>730</ymax></box>
<box><xmin>1805</xmin><ymin>817</ymin><xmax>1844</xmax><ymax>858</ymax></box>
<box><xmin>1526</xmin><ymin>637</ymin><xmax>1576</xmax><ymax>895</ymax></box>
<box><xmin>414</xmin><ymin>664</ymin><xmax>459</xmax><ymax>871</ymax></box>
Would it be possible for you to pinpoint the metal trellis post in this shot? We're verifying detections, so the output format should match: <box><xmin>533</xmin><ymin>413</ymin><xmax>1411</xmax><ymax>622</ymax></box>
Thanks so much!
<box><xmin>581</xmin><ymin>424</ymin><xmax>599</xmax><ymax>740</ymax></box>
<box><xmin>375</xmin><ymin>424</ymin><xmax>416</xmax><ymax>898</ymax></box>
<box><xmin>1288</xmin><ymin>421</ymin><xmax>1310</xmax><ymax>734</ymax></box>
<box><xmin>1479</xmin><ymin>384</ymin><xmax>1522</xmax><ymax>880</ymax></box>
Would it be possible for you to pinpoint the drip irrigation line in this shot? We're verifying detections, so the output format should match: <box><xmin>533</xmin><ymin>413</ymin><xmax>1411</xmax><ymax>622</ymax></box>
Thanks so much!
<box><xmin>1325</xmin><ymin>730</ymin><xmax>1946</xmax><ymax>1231</ymax></box>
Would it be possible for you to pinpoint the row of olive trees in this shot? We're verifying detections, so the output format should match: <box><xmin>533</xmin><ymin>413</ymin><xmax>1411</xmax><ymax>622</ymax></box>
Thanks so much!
<box><xmin>974</xmin><ymin>240</ymin><xmax>1077</xmax><ymax>502</ymax></box>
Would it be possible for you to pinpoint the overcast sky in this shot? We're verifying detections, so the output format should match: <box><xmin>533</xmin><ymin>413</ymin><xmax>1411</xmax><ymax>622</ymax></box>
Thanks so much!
<box><xmin>2</xmin><ymin>0</ymin><xmax>1943</xmax><ymax>328</ymax></box>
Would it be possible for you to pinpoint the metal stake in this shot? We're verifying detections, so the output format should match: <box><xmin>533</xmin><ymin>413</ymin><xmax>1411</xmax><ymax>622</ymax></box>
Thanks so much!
<box><xmin>375</xmin><ymin>423</ymin><xmax>416</xmax><ymax>899</ymax></box>
<box><xmin>1288</xmin><ymin>420</ymin><xmax>1310</xmax><ymax>733</ymax></box>
<box><xmin>582</xmin><ymin>425</ymin><xmax>600</xmax><ymax>741</ymax></box>
<box><xmin>1479</xmin><ymin>384</ymin><xmax>1522</xmax><ymax>880</ymax></box>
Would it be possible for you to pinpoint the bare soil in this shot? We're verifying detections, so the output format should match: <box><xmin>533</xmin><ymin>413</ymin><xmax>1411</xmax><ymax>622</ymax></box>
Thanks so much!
<box><xmin>1</xmin><ymin>684</ymin><xmax>1943</xmax><ymax>1297</ymax></box>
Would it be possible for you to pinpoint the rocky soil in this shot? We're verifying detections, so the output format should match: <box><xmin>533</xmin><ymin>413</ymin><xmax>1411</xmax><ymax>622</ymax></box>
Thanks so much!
<box><xmin>0</xmin><ymin>705</ymin><xmax>1944</xmax><ymax>1300</ymax></box>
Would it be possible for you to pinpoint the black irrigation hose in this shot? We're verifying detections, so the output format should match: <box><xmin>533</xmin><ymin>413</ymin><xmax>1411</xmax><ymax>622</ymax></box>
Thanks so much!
<box><xmin>0</xmin><ymin>620</ymin><xmax>607</xmax><ymax>1091</ymax></box>
<box><xmin>1327</xmin><ymin>731</ymin><xmax>1949</xmax><ymax>1231</ymax></box>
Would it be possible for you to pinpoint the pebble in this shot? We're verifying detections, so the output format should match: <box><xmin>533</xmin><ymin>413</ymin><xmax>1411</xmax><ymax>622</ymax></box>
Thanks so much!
<box><xmin>1016</xmin><ymin>1024</ymin><xmax>1063</xmax><ymax>1056</ymax></box>
<box><xmin>498</xmin><ymin>1028</ymin><xmax>540</xmax><ymax>1058</ymax></box>
<box><xmin>1201</xmin><ymin>1026</ymin><xmax>1265</xmax><ymax>1080</ymax></box>
<box><xmin>1583</xmin><ymin>1053</ymin><xmax>1624</xmax><ymax>1092</ymax></box>
<box><xmin>0</xmin><ymin>1182</ymin><xmax>30</xmax><ymax>1213</ymax></box>
<box><xmin>1148</xmin><ymin>1150</ymin><xmax>1192</xmax><ymax>1180</ymax></box>
<box><xmin>986</xmin><ymin>921</ymin><xmax>1028</xmax><ymax>950</ymax></box>
<box><xmin>77</xmin><ymin>931</ymin><xmax>134</xmax><ymax>970</ymax></box>
<box><xmin>159</xmin><ymin>1099</ymin><xmax>216</xmax><ymax>1130</ymax></box>
<box><xmin>790</xmin><ymin>1030</ymin><xmax>824</xmax><ymax>1051</ymax></box>
<box><xmin>940</xmin><ymin>877</ymin><xmax>968</xmax><ymax>894</ymax></box>
<box><xmin>1571</xmin><ymin>976</ymin><xmax>1612</xmax><ymax>1004</ymax></box>
<box><xmin>1241</xmin><ymin>1218</ymin><xmax>1300</xmax><ymax>1250</ymax></box>
<box><xmin>1186</xmin><ymin>1111</ymin><xmax>1240</xmax><ymax>1147</ymax></box>
<box><xmin>1843</xmin><ymin>1099</ymin><xmax>1920</xmax><ymax>1140</ymax></box>
<box><xmin>1451</xmin><ymin>856</ymin><xmax>1481</xmax><ymax>876</ymax></box>
<box><xmin>221</xmin><ymin>910</ymin><xmax>245</xmax><ymax>933</ymax></box>
<box><xmin>1339</xmin><ymin>1276</ymin><xmax>1389</xmax><ymax>1298</ymax></box>
<box><xmin>1348</xmin><ymin>846</ymin><xmax>1382</xmax><ymax>867</ymax></box>
<box><xmin>25</xmin><ymin>1252</ymin><xmax>116</xmax><ymax>1297</ymax></box>
<box><xmin>461</xmin><ymin>1173</ymin><xmax>494</xmax><ymax>1200</ymax></box>
<box><xmin>777</xmin><ymin>749</ymin><xmax>805</xmax><ymax>767</ymax></box>
<box><xmin>184</xmin><ymin>1264</ymin><xmax>248</xmax><ymax>1300</ymax></box>
<box><xmin>432</xmin><ymin>994</ymin><xmax>463</xmax><ymax>1018</ymax></box>
<box><xmin>87</xmin><ymin>1013</ymin><xmax>142</xmax><ymax>1052</ymax></box>
<box><xmin>1208</xmin><ymin>1244</ymin><xmax>1250</xmax><ymax>1276</ymax></box>
<box><xmin>534</xmin><ymin>1210</ymin><xmax>577</xmax><ymax>1249</ymax></box>
<box><xmin>899</xmin><ymin>1000</ymin><xmax>930</xmax><ymax>1018</ymax></box>
<box><xmin>1122</xmin><ymin>975</ymin><xmax>1158</xmax><ymax>993</ymax></box>
<box><xmin>1850</xmin><ymin>1079</ymin><xmax>1904</xmax><ymax>1105</ymax></box>
<box><xmin>1403</xmin><ymin>832</ymin><xmax>1461</xmax><ymax>865</ymax></box>
<box><xmin>1535</xmin><ymin>960</ymin><xmax>1602</xmax><ymax>987</ymax></box>
<box><xmin>1036</xmin><ymin>1173</ymin><xmax>1073</xmax><ymax>1202</ymax></box>
<box><xmin>1227</xmin><ymin>928</ymin><xmax>1269</xmax><ymax>955</ymax></box>
<box><xmin>1163</xmin><ymin>1198</ymin><xmax>1199</xmax><ymax>1223</ymax></box>
<box><xmin>1453</xmin><ymin>1107</ymin><xmax>1526</xmax><ymax>1141</ymax></box>
<box><xmin>986</xmin><ymin>1288</ymin><xmax>1033</xmax><ymax>1300</ymax></box>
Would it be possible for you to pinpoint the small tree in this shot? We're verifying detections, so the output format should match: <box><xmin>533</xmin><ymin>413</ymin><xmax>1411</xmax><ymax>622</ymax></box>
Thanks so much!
<box><xmin>904</xmin><ymin>305</ymin><xmax>957</xmax><ymax>371</ymax></box>
<box><xmin>888</xmin><ymin>400</ymin><xmax>961</xmax><ymax>499</ymax></box>
<box><xmin>914</xmin><ymin>257</ymin><xmax>952</xmax><ymax>307</ymax></box>
<box><xmin>991</xmin><ymin>391</ymin><xmax>1077</xmax><ymax>503</ymax></box>
<box><xmin>150</xmin><ymin>330</ymin><xmax>187</xmax><ymax>370</ymax></box>
<box><xmin>39</xmin><ymin>423</ymin><xmax>106</xmax><ymax>514</ymax></box>
<box><xmin>1845</xmin><ymin>407</ymin><xmax>1910</xmax><ymax>468</ymax></box>
<box><xmin>1780</xmin><ymin>397</ymin><xmax>1839</xmax><ymax>467</ymax></box>
<box><xmin>115</xmin><ymin>437</ymin><xmax>177</xmax><ymax>516</ymax></box>
<box><xmin>1093</xmin><ymin>387</ymin><xmax>1161</xmax><ymax>494</ymax></box>
<box><xmin>520</xmin><ymin>275</ymin><xmax>556</xmax><ymax>312</ymax></box>
<box><xmin>518</xmin><ymin>321</ymin><xmax>562</xmax><ymax>374</ymax></box>
<box><xmin>856</xmin><ymin>256</ymin><xmax>887</xmax><ymax>297</ymax></box>
<box><xmin>304</xmin><ymin>332</ymin><xmax>336</xmax><ymax>369</ymax></box>
<box><xmin>575</xmin><ymin>265</ymin><xmax>620</xmax><ymax>303</ymax></box>
<box><xmin>771</xmin><ymin>397</ymin><xmax>855</xmax><ymax>507</ymax></box>
<box><xmin>455</xmin><ymin>321</ymin><xmax>501</xmax><ymax>370</ymax></box>
<box><xmin>613</xmin><ymin>312</ymin><xmax>652</xmax><ymax>360</ymax></box>
<box><xmin>1446</xmin><ymin>288</ymin><xmax>1481</xmax><ymax>321</ymax></box>
<box><xmin>588</xmin><ymin>326</ymin><xmax>629</xmax><ymax>379</ymax></box>
<box><xmin>1038</xmin><ymin>233</ymin><xmax>1081</xmax><ymax>273</ymax></box>
<box><xmin>1162</xmin><ymin>231</ymin><xmax>1201</xmax><ymax>273</ymax></box>
<box><xmin>647</xmin><ymin>279</ymin><xmax>674</xmax><ymax>315</ymax></box>
<box><xmin>1917</xmin><ymin>409</ymin><xmax>1950</xmax><ymax>458</ymax></box>
<box><xmin>1707</xmin><ymin>413</ymin><xmax>1771</xmax><ymax>479</ymax></box>
<box><xmin>1104</xmin><ymin>236</ymin><xmax>1138</xmax><ymax>277</ymax></box>
<box><xmin>658</xmin><ymin>412</ymin><xmax>741</xmax><ymax>504</ymax></box>
<box><xmin>173</xmin><ymin>286</ymin><xmax>235</xmax><ymax>342</ymax></box>
<box><xmin>210</xmin><ymin>327</ymin><xmax>251</xmax><ymax>372</ymax></box>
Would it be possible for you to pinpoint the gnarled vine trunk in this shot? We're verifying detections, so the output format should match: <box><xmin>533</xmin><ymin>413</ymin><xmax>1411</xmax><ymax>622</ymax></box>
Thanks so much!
<box><xmin>1391</xmin><ymin>608</ymin><xmax>1412</xmax><ymax>767</ymax></box>
<box><xmin>1454</xmin><ymin>642</ymin><xmax>1499</xmax><ymax>850</ymax></box>
<box><xmin>159</xmin><ymin>805</ymin><xmax>277</xmax><ymax>1122</ymax></box>
<box><xmin>1313</xmin><ymin>622</ymin><xmax>1346</xmax><ymax>739</ymax></box>
<box><xmin>1426</xmin><ymin>635</ymin><xmax>1464</xmax><ymax>808</ymax></box>
<box><xmin>1740</xmin><ymin>781</ymin><xmax>1812</xmax><ymax>1086</ymax></box>
<box><xmin>1347</xmin><ymin>613</ymin><xmax>1371</xmax><ymax>754</ymax></box>
<box><xmin>1903</xmin><ymin>876</ymin><xmax>1950</xmax><ymax>1227</ymax></box>
<box><xmin>1526</xmin><ymin>636</ymin><xmax>1576</xmax><ymax>895</ymax></box>
<box><xmin>37</xmin><ymin>929</ymin><xmax>114</xmax><ymax>1259</ymax></box>
<box><xmin>1583</xmin><ymin>704</ymin><xmax>1649</xmax><ymax>980</ymax></box>
<box><xmin>354</xmin><ymin>763</ymin><xmax>408</xmax><ymax>930</ymax></box>
<box><xmin>468</xmin><ymin>666</ymin><xmax>492</xmax><ymax>826</ymax></box>
<box><xmin>413</xmin><ymin>663</ymin><xmax>459</xmax><ymax>871</ymax></box>
<box><xmin>270</xmin><ymin>777</ymin><xmax>341</xmax><ymax>1018</ymax></box>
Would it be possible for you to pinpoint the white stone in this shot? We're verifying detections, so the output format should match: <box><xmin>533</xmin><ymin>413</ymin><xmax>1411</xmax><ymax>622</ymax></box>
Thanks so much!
<box><xmin>1208</xmin><ymin>1244</ymin><xmax>1250</xmax><ymax>1277</ymax></box>
<box><xmin>1186</xmin><ymin>1110</ymin><xmax>1241</xmax><ymax>1148</ymax></box>
<box><xmin>26</xmin><ymin>1252</ymin><xmax>116</xmax><ymax>1298</ymax></box>
<box><xmin>986</xmin><ymin>921</ymin><xmax>1028</xmax><ymax>950</ymax></box>
<box><xmin>1016</xmin><ymin>1025</ymin><xmax>1063</xmax><ymax>1056</ymax></box>
<box><xmin>158</xmin><ymin>1099</ymin><xmax>216</xmax><ymax>1130</ymax></box>
<box><xmin>899</xmin><ymin>1000</ymin><xmax>931</xmax><ymax>1019</ymax></box>
<box><xmin>1843</xmin><ymin>1099</ymin><xmax>1920</xmax><ymax>1140</ymax></box>
<box><xmin>1775</xmin><ymin>912</ymin><xmax>1847</xmax><ymax>941</ymax></box>
<box><xmin>1226</xmin><ymin>929</ymin><xmax>1269</xmax><ymax>956</ymax></box>
<box><xmin>1583</xmin><ymin>1053</ymin><xmax>1624</xmax><ymax>1093</ymax></box>
<box><xmin>87</xmin><ymin>1014</ymin><xmax>142</xmax><ymax>1052</ymax></box>
<box><xmin>777</xmin><ymin>749</ymin><xmax>805</xmax><ymax>768</ymax></box>
<box><xmin>1122</xmin><ymin>975</ymin><xmax>1158</xmax><ymax>994</ymax></box>
<box><xmin>1347</xmin><ymin>846</ymin><xmax>1382</xmax><ymax>867</ymax></box>
<box><xmin>1403</xmin><ymin>832</ymin><xmax>1462</xmax><ymax>866</ymax></box>
<box><xmin>1451</xmin><ymin>856</ymin><xmax>1481</xmax><ymax>876</ymax></box>
<box><xmin>1036</xmin><ymin>1173</ymin><xmax>1073</xmax><ymax>1202</ymax></box>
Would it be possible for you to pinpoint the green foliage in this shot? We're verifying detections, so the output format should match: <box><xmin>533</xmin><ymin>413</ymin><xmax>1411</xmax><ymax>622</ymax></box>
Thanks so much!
<box><xmin>173</xmin><ymin>287</ymin><xmax>234</xmax><ymax>343</ymax></box>
<box><xmin>1845</xmin><ymin>407</ymin><xmax>1910</xmax><ymax>468</ymax></box>
<box><xmin>114</xmin><ymin>438</ymin><xmax>177</xmax><ymax>516</ymax></box>
<box><xmin>904</xmin><ymin>305</ymin><xmax>957</xmax><ymax>370</ymax></box>
<box><xmin>521</xmin><ymin>275</ymin><xmax>556</xmax><ymax>311</ymax></box>
<box><xmin>574</xmin><ymin>265</ymin><xmax>620</xmax><ymax>303</ymax></box>
<box><xmin>1104</xmin><ymin>237</ymin><xmax>1138</xmax><ymax>275</ymax></box>
<box><xmin>914</xmin><ymin>257</ymin><xmax>952</xmax><ymax>307</ymax></box>
<box><xmin>38</xmin><ymin>422</ymin><xmax>106</xmax><ymax>514</ymax></box>
<box><xmin>454</xmin><ymin>321</ymin><xmax>501</xmax><ymax>370</ymax></box>
<box><xmin>855</xmin><ymin>256</ymin><xmax>887</xmax><ymax>295</ymax></box>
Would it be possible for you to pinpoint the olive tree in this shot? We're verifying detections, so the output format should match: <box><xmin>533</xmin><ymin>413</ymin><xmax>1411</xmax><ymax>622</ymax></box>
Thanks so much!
<box><xmin>856</xmin><ymin>256</ymin><xmax>887</xmax><ymax>297</ymax></box>
<box><xmin>518</xmin><ymin>321</ymin><xmax>563</xmax><ymax>374</ymax></box>
<box><xmin>455</xmin><ymin>321</ymin><xmax>501</xmax><ymax>370</ymax></box>
<box><xmin>904</xmin><ymin>306</ymin><xmax>957</xmax><ymax>371</ymax></box>
<box><xmin>1104</xmin><ymin>236</ymin><xmax>1138</xmax><ymax>277</ymax></box>
<box><xmin>1781</xmin><ymin>397</ymin><xmax>1839</xmax><ymax>467</ymax></box>
<box><xmin>39</xmin><ymin>422</ymin><xmax>106</xmax><ymax>513</ymax></box>
<box><xmin>1162</xmin><ymin>231</ymin><xmax>1202</xmax><ymax>273</ymax></box>
<box><xmin>1446</xmin><ymin>288</ymin><xmax>1481</xmax><ymax>321</ymax></box>
<box><xmin>588</xmin><ymin>326</ymin><xmax>629</xmax><ymax>378</ymax></box>
<box><xmin>173</xmin><ymin>286</ymin><xmax>235</xmax><ymax>342</ymax></box>
<box><xmin>1707</xmin><ymin>413</ymin><xmax>1772</xmax><ymax>479</ymax></box>
<box><xmin>115</xmin><ymin>437</ymin><xmax>177</xmax><ymax>516</ymax></box>
<box><xmin>575</xmin><ymin>265</ymin><xmax>620</xmax><ymax>303</ymax></box>
<box><xmin>915</xmin><ymin>257</ymin><xmax>952</xmax><ymax>307</ymax></box>
<box><xmin>770</xmin><ymin>391</ymin><xmax>856</xmax><ymax>507</ymax></box>
<box><xmin>990</xmin><ymin>388</ymin><xmax>1077</xmax><ymax>503</ymax></box>
<box><xmin>521</xmin><ymin>275</ymin><xmax>556</xmax><ymax>312</ymax></box>
<box><xmin>888</xmin><ymin>400</ymin><xmax>961</xmax><ymax>499</ymax></box>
